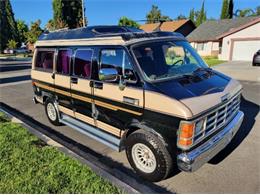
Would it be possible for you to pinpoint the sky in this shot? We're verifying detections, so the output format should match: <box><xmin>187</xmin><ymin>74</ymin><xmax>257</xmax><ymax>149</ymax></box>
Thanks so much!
<box><xmin>10</xmin><ymin>0</ymin><xmax>259</xmax><ymax>28</ymax></box>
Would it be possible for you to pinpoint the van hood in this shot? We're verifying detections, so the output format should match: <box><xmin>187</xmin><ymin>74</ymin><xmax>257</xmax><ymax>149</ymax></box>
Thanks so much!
<box><xmin>149</xmin><ymin>69</ymin><xmax>242</xmax><ymax>117</ymax></box>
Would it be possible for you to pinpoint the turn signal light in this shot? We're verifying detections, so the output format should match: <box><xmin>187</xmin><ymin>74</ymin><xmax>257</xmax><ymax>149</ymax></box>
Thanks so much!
<box><xmin>178</xmin><ymin>139</ymin><xmax>193</xmax><ymax>146</ymax></box>
<box><xmin>178</xmin><ymin>123</ymin><xmax>195</xmax><ymax>148</ymax></box>
<box><xmin>179</xmin><ymin>123</ymin><xmax>194</xmax><ymax>138</ymax></box>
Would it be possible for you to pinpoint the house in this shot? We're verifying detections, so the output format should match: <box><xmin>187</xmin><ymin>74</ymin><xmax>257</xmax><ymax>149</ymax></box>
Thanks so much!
<box><xmin>140</xmin><ymin>19</ymin><xmax>196</xmax><ymax>37</ymax></box>
<box><xmin>187</xmin><ymin>16</ymin><xmax>260</xmax><ymax>61</ymax></box>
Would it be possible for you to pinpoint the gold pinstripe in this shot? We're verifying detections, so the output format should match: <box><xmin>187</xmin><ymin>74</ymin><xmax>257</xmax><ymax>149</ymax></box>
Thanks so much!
<box><xmin>34</xmin><ymin>82</ymin><xmax>142</xmax><ymax>116</ymax></box>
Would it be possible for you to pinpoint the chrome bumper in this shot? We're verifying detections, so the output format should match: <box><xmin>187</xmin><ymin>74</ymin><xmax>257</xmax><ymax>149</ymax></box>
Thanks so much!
<box><xmin>177</xmin><ymin>111</ymin><xmax>244</xmax><ymax>172</ymax></box>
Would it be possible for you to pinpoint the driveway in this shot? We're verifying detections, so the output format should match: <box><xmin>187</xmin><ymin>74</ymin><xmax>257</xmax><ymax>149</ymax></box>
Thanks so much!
<box><xmin>213</xmin><ymin>61</ymin><xmax>260</xmax><ymax>82</ymax></box>
<box><xmin>0</xmin><ymin>61</ymin><xmax>259</xmax><ymax>193</ymax></box>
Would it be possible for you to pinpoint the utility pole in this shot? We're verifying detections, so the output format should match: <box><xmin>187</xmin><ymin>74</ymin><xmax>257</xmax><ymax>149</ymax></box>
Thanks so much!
<box><xmin>82</xmin><ymin>0</ymin><xmax>85</xmax><ymax>27</ymax></box>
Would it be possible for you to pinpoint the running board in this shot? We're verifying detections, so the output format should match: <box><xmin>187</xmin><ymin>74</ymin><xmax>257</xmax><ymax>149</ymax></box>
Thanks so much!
<box><xmin>60</xmin><ymin>114</ymin><xmax>120</xmax><ymax>151</ymax></box>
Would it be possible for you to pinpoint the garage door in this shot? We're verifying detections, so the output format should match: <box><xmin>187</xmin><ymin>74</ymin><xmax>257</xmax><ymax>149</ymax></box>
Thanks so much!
<box><xmin>232</xmin><ymin>40</ymin><xmax>260</xmax><ymax>61</ymax></box>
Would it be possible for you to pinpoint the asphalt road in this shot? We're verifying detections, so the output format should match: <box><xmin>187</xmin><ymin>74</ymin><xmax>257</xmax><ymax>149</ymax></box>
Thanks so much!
<box><xmin>0</xmin><ymin>61</ymin><xmax>259</xmax><ymax>193</ymax></box>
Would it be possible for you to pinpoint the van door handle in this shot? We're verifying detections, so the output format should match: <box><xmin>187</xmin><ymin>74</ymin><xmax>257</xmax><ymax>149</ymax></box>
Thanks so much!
<box><xmin>94</xmin><ymin>82</ymin><xmax>103</xmax><ymax>89</ymax></box>
<box><xmin>90</xmin><ymin>81</ymin><xmax>103</xmax><ymax>89</ymax></box>
<box><xmin>71</xmin><ymin>77</ymin><xmax>78</xmax><ymax>84</ymax></box>
<box><xmin>123</xmin><ymin>96</ymin><xmax>139</xmax><ymax>106</ymax></box>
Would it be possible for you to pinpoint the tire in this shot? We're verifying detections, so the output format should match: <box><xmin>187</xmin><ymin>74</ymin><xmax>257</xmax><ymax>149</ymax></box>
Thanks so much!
<box><xmin>125</xmin><ymin>129</ymin><xmax>173</xmax><ymax>182</ymax></box>
<box><xmin>45</xmin><ymin>98</ymin><xmax>61</xmax><ymax>126</ymax></box>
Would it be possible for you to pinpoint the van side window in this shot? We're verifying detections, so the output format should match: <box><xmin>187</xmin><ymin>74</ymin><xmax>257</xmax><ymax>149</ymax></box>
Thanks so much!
<box><xmin>35</xmin><ymin>50</ymin><xmax>54</xmax><ymax>71</ymax></box>
<box><xmin>74</xmin><ymin>49</ymin><xmax>93</xmax><ymax>78</ymax></box>
<box><xmin>57</xmin><ymin>49</ymin><xmax>72</xmax><ymax>75</ymax></box>
<box><xmin>100</xmin><ymin>49</ymin><xmax>136</xmax><ymax>81</ymax></box>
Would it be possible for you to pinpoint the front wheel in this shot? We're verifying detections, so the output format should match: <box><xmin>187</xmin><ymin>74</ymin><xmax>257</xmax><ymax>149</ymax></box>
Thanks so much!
<box><xmin>45</xmin><ymin>98</ymin><xmax>61</xmax><ymax>126</ymax></box>
<box><xmin>125</xmin><ymin>129</ymin><xmax>173</xmax><ymax>182</ymax></box>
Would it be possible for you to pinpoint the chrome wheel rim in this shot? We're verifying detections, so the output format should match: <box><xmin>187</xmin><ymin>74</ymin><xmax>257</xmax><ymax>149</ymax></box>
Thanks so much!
<box><xmin>131</xmin><ymin>143</ymin><xmax>156</xmax><ymax>173</ymax></box>
<box><xmin>47</xmin><ymin>103</ymin><xmax>56</xmax><ymax>121</ymax></box>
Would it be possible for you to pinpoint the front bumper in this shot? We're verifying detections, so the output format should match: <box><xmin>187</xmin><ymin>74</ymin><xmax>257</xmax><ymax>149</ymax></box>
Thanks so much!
<box><xmin>177</xmin><ymin>111</ymin><xmax>244</xmax><ymax>172</ymax></box>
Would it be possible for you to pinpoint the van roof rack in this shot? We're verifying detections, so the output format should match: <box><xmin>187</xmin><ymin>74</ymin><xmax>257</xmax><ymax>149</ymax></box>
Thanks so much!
<box><xmin>38</xmin><ymin>25</ymin><xmax>184</xmax><ymax>41</ymax></box>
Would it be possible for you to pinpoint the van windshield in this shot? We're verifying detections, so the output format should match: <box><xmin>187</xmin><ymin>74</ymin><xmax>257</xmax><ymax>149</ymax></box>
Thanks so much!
<box><xmin>132</xmin><ymin>40</ymin><xmax>208</xmax><ymax>81</ymax></box>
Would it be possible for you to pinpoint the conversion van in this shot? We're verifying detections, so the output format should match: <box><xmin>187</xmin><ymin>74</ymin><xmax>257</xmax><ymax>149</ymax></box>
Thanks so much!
<box><xmin>31</xmin><ymin>26</ymin><xmax>244</xmax><ymax>182</ymax></box>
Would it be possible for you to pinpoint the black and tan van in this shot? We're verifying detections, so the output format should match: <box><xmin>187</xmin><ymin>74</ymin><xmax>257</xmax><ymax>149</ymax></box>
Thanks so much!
<box><xmin>31</xmin><ymin>26</ymin><xmax>244</xmax><ymax>182</ymax></box>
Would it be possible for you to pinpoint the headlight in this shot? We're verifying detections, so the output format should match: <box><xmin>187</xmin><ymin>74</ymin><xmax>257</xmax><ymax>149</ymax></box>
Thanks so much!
<box><xmin>195</xmin><ymin>119</ymin><xmax>205</xmax><ymax>136</ymax></box>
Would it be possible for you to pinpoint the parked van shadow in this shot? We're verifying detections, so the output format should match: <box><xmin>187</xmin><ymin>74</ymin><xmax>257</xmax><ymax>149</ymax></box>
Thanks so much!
<box><xmin>209</xmin><ymin>95</ymin><xmax>259</xmax><ymax>164</ymax></box>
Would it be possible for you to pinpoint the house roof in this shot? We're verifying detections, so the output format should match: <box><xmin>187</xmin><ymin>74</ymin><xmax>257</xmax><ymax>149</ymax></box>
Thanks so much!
<box><xmin>140</xmin><ymin>20</ymin><xmax>191</xmax><ymax>32</ymax></box>
<box><xmin>140</xmin><ymin>23</ymin><xmax>160</xmax><ymax>32</ymax></box>
<box><xmin>187</xmin><ymin>16</ymin><xmax>260</xmax><ymax>42</ymax></box>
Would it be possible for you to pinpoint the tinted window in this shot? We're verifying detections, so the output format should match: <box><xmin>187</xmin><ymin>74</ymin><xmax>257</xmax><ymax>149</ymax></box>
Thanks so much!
<box><xmin>56</xmin><ymin>49</ymin><xmax>72</xmax><ymax>75</ymax></box>
<box><xmin>100</xmin><ymin>49</ymin><xmax>136</xmax><ymax>81</ymax></box>
<box><xmin>35</xmin><ymin>50</ymin><xmax>54</xmax><ymax>71</ymax></box>
<box><xmin>74</xmin><ymin>49</ymin><xmax>93</xmax><ymax>78</ymax></box>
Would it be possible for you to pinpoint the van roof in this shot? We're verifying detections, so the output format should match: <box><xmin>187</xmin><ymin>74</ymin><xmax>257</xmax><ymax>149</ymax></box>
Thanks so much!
<box><xmin>36</xmin><ymin>25</ymin><xmax>185</xmax><ymax>47</ymax></box>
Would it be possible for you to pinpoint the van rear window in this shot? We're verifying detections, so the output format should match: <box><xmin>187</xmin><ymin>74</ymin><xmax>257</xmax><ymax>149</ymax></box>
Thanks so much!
<box><xmin>35</xmin><ymin>50</ymin><xmax>54</xmax><ymax>71</ymax></box>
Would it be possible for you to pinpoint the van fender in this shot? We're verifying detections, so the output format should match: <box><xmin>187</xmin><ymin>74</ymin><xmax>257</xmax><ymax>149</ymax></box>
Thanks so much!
<box><xmin>121</xmin><ymin>120</ymin><xmax>168</xmax><ymax>149</ymax></box>
<box><xmin>41</xmin><ymin>91</ymin><xmax>54</xmax><ymax>103</ymax></box>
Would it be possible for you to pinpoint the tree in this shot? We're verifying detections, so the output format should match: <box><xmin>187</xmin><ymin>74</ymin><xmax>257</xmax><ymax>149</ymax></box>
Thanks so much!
<box><xmin>220</xmin><ymin>0</ymin><xmax>229</xmax><ymax>19</ymax></box>
<box><xmin>0</xmin><ymin>0</ymin><xmax>19</xmax><ymax>52</ymax></box>
<box><xmin>26</xmin><ymin>20</ymin><xmax>43</xmax><ymax>44</ymax></box>
<box><xmin>17</xmin><ymin>20</ymin><xmax>29</xmax><ymax>44</ymax></box>
<box><xmin>256</xmin><ymin>6</ymin><xmax>260</xmax><ymax>16</ymax></box>
<box><xmin>176</xmin><ymin>14</ymin><xmax>187</xmax><ymax>20</ymax></box>
<box><xmin>118</xmin><ymin>17</ymin><xmax>140</xmax><ymax>28</ymax></box>
<box><xmin>7</xmin><ymin>39</ymin><xmax>17</xmax><ymax>49</ymax></box>
<box><xmin>52</xmin><ymin>0</ymin><xmax>65</xmax><ymax>29</ymax></box>
<box><xmin>146</xmin><ymin>5</ymin><xmax>171</xmax><ymax>23</ymax></box>
<box><xmin>196</xmin><ymin>1</ymin><xmax>206</xmax><ymax>26</ymax></box>
<box><xmin>45</xmin><ymin>19</ymin><xmax>56</xmax><ymax>31</ymax></box>
<box><xmin>235</xmin><ymin>8</ymin><xmax>255</xmax><ymax>17</ymax></box>
<box><xmin>189</xmin><ymin>8</ymin><xmax>195</xmax><ymax>23</ymax></box>
<box><xmin>52</xmin><ymin>0</ymin><xmax>87</xmax><ymax>29</ymax></box>
<box><xmin>228</xmin><ymin>0</ymin><xmax>234</xmax><ymax>18</ymax></box>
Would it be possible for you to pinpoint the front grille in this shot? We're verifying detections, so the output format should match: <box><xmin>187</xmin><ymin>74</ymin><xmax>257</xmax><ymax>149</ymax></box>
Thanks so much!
<box><xmin>194</xmin><ymin>93</ymin><xmax>241</xmax><ymax>143</ymax></box>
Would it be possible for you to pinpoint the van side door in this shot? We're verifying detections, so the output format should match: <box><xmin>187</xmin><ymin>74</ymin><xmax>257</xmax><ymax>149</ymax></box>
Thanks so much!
<box><xmin>91</xmin><ymin>48</ymin><xmax>144</xmax><ymax>138</ymax></box>
<box><xmin>54</xmin><ymin>49</ymin><xmax>73</xmax><ymax>114</ymax></box>
<box><xmin>70</xmin><ymin>48</ymin><xmax>94</xmax><ymax>121</ymax></box>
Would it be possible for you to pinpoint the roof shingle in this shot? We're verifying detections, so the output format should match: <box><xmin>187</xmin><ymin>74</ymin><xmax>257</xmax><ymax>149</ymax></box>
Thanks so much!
<box><xmin>140</xmin><ymin>20</ymin><xmax>190</xmax><ymax>32</ymax></box>
<box><xmin>187</xmin><ymin>16</ymin><xmax>260</xmax><ymax>42</ymax></box>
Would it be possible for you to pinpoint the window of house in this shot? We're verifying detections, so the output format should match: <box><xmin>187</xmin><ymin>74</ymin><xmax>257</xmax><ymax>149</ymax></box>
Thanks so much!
<box><xmin>219</xmin><ymin>41</ymin><xmax>223</xmax><ymax>54</ymax></box>
<box><xmin>56</xmin><ymin>49</ymin><xmax>72</xmax><ymax>75</ymax></box>
<box><xmin>74</xmin><ymin>49</ymin><xmax>93</xmax><ymax>78</ymax></box>
<box><xmin>197</xmin><ymin>43</ymin><xmax>205</xmax><ymax>51</ymax></box>
<box><xmin>35</xmin><ymin>50</ymin><xmax>54</xmax><ymax>71</ymax></box>
<box><xmin>100</xmin><ymin>49</ymin><xmax>136</xmax><ymax>82</ymax></box>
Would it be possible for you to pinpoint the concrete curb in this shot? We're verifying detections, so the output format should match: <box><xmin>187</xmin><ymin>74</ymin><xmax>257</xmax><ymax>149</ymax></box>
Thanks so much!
<box><xmin>0</xmin><ymin>103</ymin><xmax>170</xmax><ymax>194</ymax></box>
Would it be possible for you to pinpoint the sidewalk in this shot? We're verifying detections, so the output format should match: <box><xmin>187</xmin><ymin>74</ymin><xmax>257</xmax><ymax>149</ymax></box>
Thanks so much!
<box><xmin>0</xmin><ymin>57</ymin><xmax>32</xmax><ymax>65</ymax></box>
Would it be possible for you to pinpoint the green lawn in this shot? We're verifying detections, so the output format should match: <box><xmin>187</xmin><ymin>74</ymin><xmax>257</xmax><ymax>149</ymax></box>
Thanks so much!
<box><xmin>0</xmin><ymin>112</ymin><xmax>120</xmax><ymax>194</ymax></box>
<box><xmin>203</xmin><ymin>56</ymin><xmax>226</xmax><ymax>67</ymax></box>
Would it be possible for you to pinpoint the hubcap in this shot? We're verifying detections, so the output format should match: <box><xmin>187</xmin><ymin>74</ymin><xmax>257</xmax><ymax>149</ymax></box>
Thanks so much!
<box><xmin>47</xmin><ymin>103</ymin><xmax>57</xmax><ymax>121</ymax></box>
<box><xmin>131</xmin><ymin>143</ymin><xmax>156</xmax><ymax>173</ymax></box>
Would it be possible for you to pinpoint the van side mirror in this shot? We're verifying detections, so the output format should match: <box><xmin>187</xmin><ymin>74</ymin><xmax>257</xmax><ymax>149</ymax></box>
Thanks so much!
<box><xmin>99</xmin><ymin>68</ymin><xmax>118</xmax><ymax>81</ymax></box>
